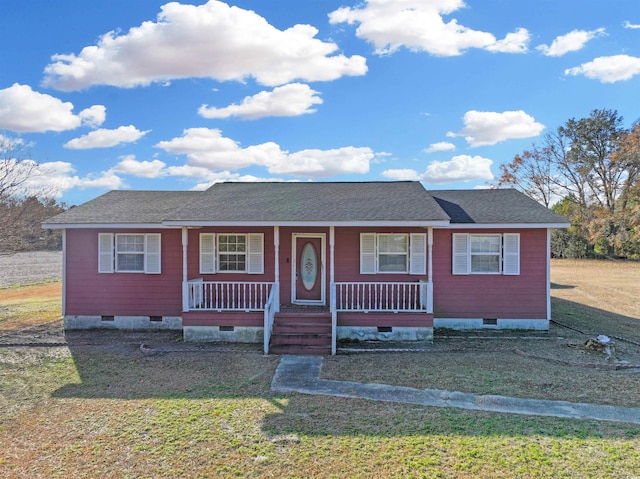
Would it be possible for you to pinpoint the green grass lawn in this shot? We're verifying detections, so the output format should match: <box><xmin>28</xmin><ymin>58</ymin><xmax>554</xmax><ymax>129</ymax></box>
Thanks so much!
<box><xmin>1</xmin><ymin>260</ymin><xmax>640</xmax><ymax>478</ymax></box>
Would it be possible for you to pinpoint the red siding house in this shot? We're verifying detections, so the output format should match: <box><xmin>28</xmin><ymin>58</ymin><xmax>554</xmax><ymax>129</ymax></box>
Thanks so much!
<box><xmin>43</xmin><ymin>182</ymin><xmax>569</xmax><ymax>354</ymax></box>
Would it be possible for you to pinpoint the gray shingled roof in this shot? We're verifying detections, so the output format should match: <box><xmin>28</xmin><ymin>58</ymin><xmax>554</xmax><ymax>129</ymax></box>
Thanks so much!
<box><xmin>43</xmin><ymin>182</ymin><xmax>569</xmax><ymax>227</ymax></box>
<box><xmin>167</xmin><ymin>181</ymin><xmax>450</xmax><ymax>222</ymax></box>
<box><xmin>428</xmin><ymin>189</ymin><xmax>569</xmax><ymax>224</ymax></box>
<box><xmin>42</xmin><ymin>190</ymin><xmax>199</xmax><ymax>225</ymax></box>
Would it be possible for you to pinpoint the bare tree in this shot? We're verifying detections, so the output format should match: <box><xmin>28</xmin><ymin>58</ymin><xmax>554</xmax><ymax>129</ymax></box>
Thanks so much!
<box><xmin>0</xmin><ymin>137</ymin><xmax>64</xmax><ymax>253</ymax></box>
<box><xmin>0</xmin><ymin>137</ymin><xmax>37</xmax><ymax>200</ymax></box>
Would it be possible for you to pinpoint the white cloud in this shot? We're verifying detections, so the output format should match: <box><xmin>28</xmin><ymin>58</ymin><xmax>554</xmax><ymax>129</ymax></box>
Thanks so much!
<box><xmin>78</xmin><ymin>105</ymin><xmax>107</xmax><ymax>128</ymax></box>
<box><xmin>270</xmin><ymin>147</ymin><xmax>372</xmax><ymax>177</ymax></box>
<box><xmin>199</xmin><ymin>83</ymin><xmax>322</xmax><ymax>120</ymax></box>
<box><xmin>156</xmin><ymin>127</ymin><xmax>374</xmax><ymax>178</ymax></box>
<box><xmin>21</xmin><ymin>161</ymin><xmax>125</xmax><ymax>198</ymax></box>
<box><xmin>565</xmin><ymin>54</ymin><xmax>640</xmax><ymax>83</ymax></box>
<box><xmin>422</xmin><ymin>154</ymin><xmax>493</xmax><ymax>183</ymax></box>
<box><xmin>425</xmin><ymin>141</ymin><xmax>456</xmax><ymax>153</ymax></box>
<box><xmin>381</xmin><ymin>168</ymin><xmax>421</xmax><ymax>181</ymax></box>
<box><xmin>536</xmin><ymin>28</ymin><xmax>606</xmax><ymax>57</ymax></box>
<box><xmin>111</xmin><ymin>155</ymin><xmax>166</xmax><ymax>178</ymax></box>
<box><xmin>43</xmin><ymin>0</ymin><xmax>366</xmax><ymax>91</ymax></box>
<box><xmin>0</xmin><ymin>83</ymin><xmax>105</xmax><ymax>133</ymax></box>
<box><xmin>382</xmin><ymin>155</ymin><xmax>493</xmax><ymax>183</ymax></box>
<box><xmin>164</xmin><ymin>166</ymin><xmax>285</xmax><ymax>190</ymax></box>
<box><xmin>623</xmin><ymin>21</ymin><xmax>640</xmax><ymax>29</ymax></box>
<box><xmin>64</xmin><ymin>125</ymin><xmax>150</xmax><ymax>149</ymax></box>
<box><xmin>486</xmin><ymin>28</ymin><xmax>530</xmax><ymax>54</ymax></box>
<box><xmin>449</xmin><ymin>110</ymin><xmax>545</xmax><ymax>147</ymax></box>
<box><xmin>329</xmin><ymin>0</ymin><xmax>529</xmax><ymax>56</ymax></box>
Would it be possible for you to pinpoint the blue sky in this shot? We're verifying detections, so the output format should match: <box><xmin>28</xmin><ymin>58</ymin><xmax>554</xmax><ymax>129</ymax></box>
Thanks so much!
<box><xmin>1</xmin><ymin>0</ymin><xmax>639</xmax><ymax>205</ymax></box>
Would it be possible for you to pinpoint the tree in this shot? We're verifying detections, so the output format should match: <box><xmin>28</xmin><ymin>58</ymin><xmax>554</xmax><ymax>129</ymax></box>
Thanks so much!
<box><xmin>0</xmin><ymin>137</ymin><xmax>65</xmax><ymax>253</ymax></box>
<box><xmin>494</xmin><ymin>109</ymin><xmax>640</xmax><ymax>258</ymax></box>
<box><xmin>0</xmin><ymin>136</ymin><xmax>37</xmax><ymax>199</ymax></box>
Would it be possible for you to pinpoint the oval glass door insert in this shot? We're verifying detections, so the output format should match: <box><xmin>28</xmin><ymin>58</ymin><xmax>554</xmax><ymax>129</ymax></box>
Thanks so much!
<box><xmin>301</xmin><ymin>242</ymin><xmax>317</xmax><ymax>291</ymax></box>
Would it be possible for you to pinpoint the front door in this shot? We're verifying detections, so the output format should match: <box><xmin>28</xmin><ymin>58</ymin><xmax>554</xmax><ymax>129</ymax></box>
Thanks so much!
<box><xmin>292</xmin><ymin>234</ymin><xmax>325</xmax><ymax>304</ymax></box>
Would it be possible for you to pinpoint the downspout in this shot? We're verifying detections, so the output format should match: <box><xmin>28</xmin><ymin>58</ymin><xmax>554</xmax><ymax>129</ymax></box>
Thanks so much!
<box><xmin>427</xmin><ymin>226</ymin><xmax>433</xmax><ymax>314</ymax></box>
<box><xmin>61</xmin><ymin>229</ymin><xmax>66</xmax><ymax>317</ymax></box>
<box><xmin>274</xmin><ymin>226</ymin><xmax>280</xmax><ymax>312</ymax></box>
<box><xmin>182</xmin><ymin>227</ymin><xmax>189</xmax><ymax>312</ymax></box>
<box><xmin>546</xmin><ymin>228</ymin><xmax>551</xmax><ymax>323</ymax></box>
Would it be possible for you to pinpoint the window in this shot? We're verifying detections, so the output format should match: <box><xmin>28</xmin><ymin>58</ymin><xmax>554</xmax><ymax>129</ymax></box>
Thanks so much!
<box><xmin>218</xmin><ymin>234</ymin><xmax>247</xmax><ymax>272</ymax></box>
<box><xmin>470</xmin><ymin>235</ymin><xmax>501</xmax><ymax>273</ymax></box>
<box><xmin>378</xmin><ymin>234</ymin><xmax>408</xmax><ymax>272</ymax></box>
<box><xmin>360</xmin><ymin>233</ymin><xmax>426</xmax><ymax>275</ymax></box>
<box><xmin>452</xmin><ymin>233</ymin><xmax>520</xmax><ymax>275</ymax></box>
<box><xmin>98</xmin><ymin>233</ymin><xmax>161</xmax><ymax>274</ymax></box>
<box><xmin>199</xmin><ymin>233</ymin><xmax>264</xmax><ymax>275</ymax></box>
<box><xmin>116</xmin><ymin>234</ymin><xmax>145</xmax><ymax>272</ymax></box>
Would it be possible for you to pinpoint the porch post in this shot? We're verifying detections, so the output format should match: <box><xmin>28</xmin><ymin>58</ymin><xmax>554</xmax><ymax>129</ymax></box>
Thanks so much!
<box><xmin>329</xmin><ymin>226</ymin><xmax>335</xmax><ymax>284</ymax></box>
<box><xmin>330</xmin><ymin>226</ymin><xmax>336</xmax><ymax>355</ymax></box>
<box><xmin>274</xmin><ymin>226</ymin><xmax>280</xmax><ymax>283</ymax></box>
<box><xmin>182</xmin><ymin>227</ymin><xmax>189</xmax><ymax>312</ymax></box>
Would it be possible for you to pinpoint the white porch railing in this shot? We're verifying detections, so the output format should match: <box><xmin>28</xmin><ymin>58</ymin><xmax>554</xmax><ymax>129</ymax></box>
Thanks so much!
<box><xmin>334</xmin><ymin>281</ymin><xmax>433</xmax><ymax>313</ymax></box>
<box><xmin>188</xmin><ymin>280</ymin><xmax>274</xmax><ymax>311</ymax></box>
<box><xmin>263</xmin><ymin>282</ymin><xmax>279</xmax><ymax>355</ymax></box>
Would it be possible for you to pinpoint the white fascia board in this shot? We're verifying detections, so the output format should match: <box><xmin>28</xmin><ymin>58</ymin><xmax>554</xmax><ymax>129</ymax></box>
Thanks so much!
<box><xmin>42</xmin><ymin>223</ymin><xmax>178</xmax><ymax>230</ymax></box>
<box><xmin>162</xmin><ymin>220</ymin><xmax>451</xmax><ymax>228</ymax></box>
<box><xmin>442</xmin><ymin>222</ymin><xmax>570</xmax><ymax>229</ymax></box>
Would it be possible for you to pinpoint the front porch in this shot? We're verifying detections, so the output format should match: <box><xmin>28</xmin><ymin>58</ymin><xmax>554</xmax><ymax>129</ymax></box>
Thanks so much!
<box><xmin>182</xmin><ymin>279</ymin><xmax>434</xmax><ymax>354</ymax></box>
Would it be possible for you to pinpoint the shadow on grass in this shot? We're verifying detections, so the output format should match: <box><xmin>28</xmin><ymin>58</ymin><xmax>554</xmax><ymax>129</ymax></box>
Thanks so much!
<box><xmin>550</xmin><ymin>282</ymin><xmax>576</xmax><ymax>290</ymax></box>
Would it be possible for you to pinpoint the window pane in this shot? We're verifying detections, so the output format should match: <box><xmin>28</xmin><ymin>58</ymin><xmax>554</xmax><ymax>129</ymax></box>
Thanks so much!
<box><xmin>379</xmin><ymin>254</ymin><xmax>408</xmax><ymax>272</ymax></box>
<box><xmin>117</xmin><ymin>253</ymin><xmax>144</xmax><ymax>271</ymax></box>
<box><xmin>117</xmin><ymin>234</ymin><xmax>144</xmax><ymax>252</ymax></box>
<box><xmin>471</xmin><ymin>235</ymin><xmax>500</xmax><ymax>253</ymax></box>
<box><xmin>378</xmin><ymin>234</ymin><xmax>407</xmax><ymax>253</ymax></box>
<box><xmin>471</xmin><ymin>255</ymin><xmax>500</xmax><ymax>273</ymax></box>
<box><xmin>218</xmin><ymin>253</ymin><xmax>246</xmax><ymax>271</ymax></box>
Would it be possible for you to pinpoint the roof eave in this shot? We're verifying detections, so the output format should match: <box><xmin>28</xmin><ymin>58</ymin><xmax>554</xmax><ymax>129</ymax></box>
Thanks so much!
<box><xmin>444</xmin><ymin>222</ymin><xmax>571</xmax><ymax>229</ymax></box>
<box><xmin>161</xmin><ymin>220</ymin><xmax>452</xmax><ymax>228</ymax></box>
<box><xmin>42</xmin><ymin>222</ymin><xmax>176</xmax><ymax>230</ymax></box>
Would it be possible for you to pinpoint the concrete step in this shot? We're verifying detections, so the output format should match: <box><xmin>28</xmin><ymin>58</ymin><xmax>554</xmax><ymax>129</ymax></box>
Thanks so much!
<box><xmin>269</xmin><ymin>343</ymin><xmax>332</xmax><ymax>356</ymax></box>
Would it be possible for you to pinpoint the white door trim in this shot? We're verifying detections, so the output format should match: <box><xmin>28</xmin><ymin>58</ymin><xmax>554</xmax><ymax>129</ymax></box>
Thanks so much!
<box><xmin>291</xmin><ymin>233</ymin><xmax>326</xmax><ymax>304</ymax></box>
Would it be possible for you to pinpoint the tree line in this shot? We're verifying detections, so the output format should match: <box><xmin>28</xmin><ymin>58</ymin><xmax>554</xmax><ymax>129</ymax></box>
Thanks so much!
<box><xmin>495</xmin><ymin>109</ymin><xmax>640</xmax><ymax>259</ymax></box>
<box><xmin>0</xmin><ymin>138</ymin><xmax>64</xmax><ymax>253</ymax></box>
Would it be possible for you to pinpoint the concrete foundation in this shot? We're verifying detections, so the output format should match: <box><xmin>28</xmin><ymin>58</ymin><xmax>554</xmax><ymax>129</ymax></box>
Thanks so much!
<box><xmin>337</xmin><ymin>326</ymin><xmax>433</xmax><ymax>342</ymax></box>
<box><xmin>63</xmin><ymin>315</ymin><xmax>183</xmax><ymax>330</ymax></box>
<box><xmin>183</xmin><ymin>325</ymin><xmax>263</xmax><ymax>343</ymax></box>
<box><xmin>433</xmin><ymin>318</ymin><xmax>549</xmax><ymax>330</ymax></box>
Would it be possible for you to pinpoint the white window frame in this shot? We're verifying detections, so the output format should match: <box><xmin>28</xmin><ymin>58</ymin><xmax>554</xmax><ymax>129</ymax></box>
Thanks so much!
<box><xmin>360</xmin><ymin>232</ymin><xmax>426</xmax><ymax>275</ymax></box>
<box><xmin>470</xmin><ymin>234</ymin><xmax>502</xmax><ymax>274</ymax></box>
<box><xmin>452</xmin><ymin>233</ymin><xmax>520</xmax><ymax>276</ymax></box>
<box><xmin>98</xmin><ymin>233</ymin><xmax>161</xmax><ymax>274</ymax></box>
<box><xmin>217</xmin><ymin>233</ymin><xmax>248</xmax><ymax>273</ymax></box>
<box><xmin>115</xmin><ymin>234</ymin><xmax>146</xmax><ymax>273</ymax></box>
<box><xmin>199</xmin><ymin>233</ymin><xmax>264</xmax><ymax>275</ymax></box>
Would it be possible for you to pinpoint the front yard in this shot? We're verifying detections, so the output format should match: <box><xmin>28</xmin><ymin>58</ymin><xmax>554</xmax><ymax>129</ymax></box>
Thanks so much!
<box><xmin>1</xmin><ymin>259</ymin><xmax>640</xmax><ymax>478</ymax></box>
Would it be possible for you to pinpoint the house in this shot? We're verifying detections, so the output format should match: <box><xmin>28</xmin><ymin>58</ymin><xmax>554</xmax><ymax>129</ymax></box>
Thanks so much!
<box><xmin>42</xmin><ymin>181</ymin><xmax>569</xmax><ymax>354</ymax></box>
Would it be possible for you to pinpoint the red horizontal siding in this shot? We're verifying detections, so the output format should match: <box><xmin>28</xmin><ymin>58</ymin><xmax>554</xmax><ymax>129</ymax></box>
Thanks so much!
<box><xmin>334</xmin><ymin>227</ymin><xmax>429</xmax><ymax>283</ymax></box>
<box><xmin>433</xmin><ymin>228</ymin><xmax>547</xmax><ymax>319</ymax></box>
<box><xmin>65</xmin><ymin>229</ymin><xmax>183</xmax><ymax>316</ymax></box>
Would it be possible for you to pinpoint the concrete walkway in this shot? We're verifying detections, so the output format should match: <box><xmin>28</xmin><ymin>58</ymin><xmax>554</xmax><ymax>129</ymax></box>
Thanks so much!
<box><xmin>271</xmin><ymin>355</ymin><xmax>640</xmax><ymax>425</ymax></box>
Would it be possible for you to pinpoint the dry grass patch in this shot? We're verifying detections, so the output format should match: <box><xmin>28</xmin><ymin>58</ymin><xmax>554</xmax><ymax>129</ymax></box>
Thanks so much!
<box><xmin>0</xmin><ymin>282</ymin><xmax>62</xmax><ymax>330</ymax></box>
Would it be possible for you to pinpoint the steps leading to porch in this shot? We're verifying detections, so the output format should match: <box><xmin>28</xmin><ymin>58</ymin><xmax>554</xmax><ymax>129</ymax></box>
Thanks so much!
<box><xmin>269</xmin><ymin>310</ymin><xmax>332</xmax><ymax>355</ymax></box>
